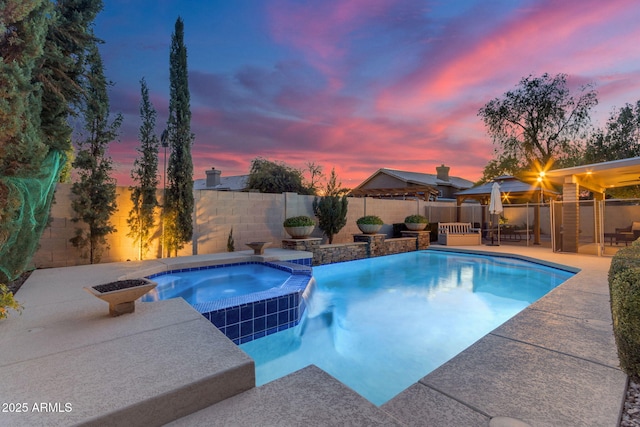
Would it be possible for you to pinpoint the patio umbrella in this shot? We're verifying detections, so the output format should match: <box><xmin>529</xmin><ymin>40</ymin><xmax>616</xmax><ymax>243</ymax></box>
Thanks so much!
<box><xmin>489</xmin><ymin>182</ymin><xmax>503</xmax><ymax>245</ymax></box>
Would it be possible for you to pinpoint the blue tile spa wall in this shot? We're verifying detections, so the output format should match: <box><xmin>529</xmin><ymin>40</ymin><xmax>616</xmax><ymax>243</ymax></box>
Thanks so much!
<box><xmin>190</xmin><ymin>261</ymin><xmax>312</xmax><ymax>344</ymax></box>
<box><xmin>203</xmin><ymin>292</ymin><xmax>302</xmax><ymax>344</ymax></box>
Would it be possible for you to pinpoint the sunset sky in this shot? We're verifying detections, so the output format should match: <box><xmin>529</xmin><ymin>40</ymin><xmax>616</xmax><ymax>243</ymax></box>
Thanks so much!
<box><xmin>93</xmin><ymin>0</ymin><xmax>640</xmax><ymax>188</ymax></box>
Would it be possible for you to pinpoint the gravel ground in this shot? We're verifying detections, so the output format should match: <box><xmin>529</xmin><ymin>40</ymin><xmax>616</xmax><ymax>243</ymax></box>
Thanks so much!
<box><xmin>622</xmin><ymin>376</ymin><xmax>640</xmax><ymax>427</ymax></box>
<box><xmin>6</xmin><ymin>271</ymin><xmax>31</xmax><ymax>294</ymax></box>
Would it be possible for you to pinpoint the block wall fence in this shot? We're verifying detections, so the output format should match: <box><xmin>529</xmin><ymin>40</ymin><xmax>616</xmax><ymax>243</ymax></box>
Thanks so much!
<box><xmin>34</xmin><ymin>184</ymin><xmax>441</xmax><ymax>268</ymax></box>
<box><xmin>33</xmin><ymin>184</ymin><xmax>640</xmax><ymax>269</ymax></box>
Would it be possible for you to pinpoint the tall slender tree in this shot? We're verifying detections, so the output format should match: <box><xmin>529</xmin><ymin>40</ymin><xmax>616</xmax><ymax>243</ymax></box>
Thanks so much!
<box><xmin>0</xmin><ymin>0</ymin><xmax>50</xmax><ymax>177</ymax></box>
<box><xmin>0</xmin><ymin>0</ymin><xmax>102</xmax><ymax>282</ymax></box>
<box><xmin>0</xmin><ymin>0</ymin><xmax>51</xmax><ymax>283</ymax></box>
<box><xmin>37</xmin><ymin>0</ymin><xmax>104</xmax><ymax>153</ymax></box>
<box><xmin>70</xmin><ymin>42</ymin><xmax>122</xmax><ymax>263</ymax></box>
<box><xmin>164</xmin><ymin>17</ymin><xmax>194</xmax><ymax>256</ymax></box>
<box><xmin>128</xmin><ymin>78</ymin><xmax>160</xmax><ymax>260</ymax></box>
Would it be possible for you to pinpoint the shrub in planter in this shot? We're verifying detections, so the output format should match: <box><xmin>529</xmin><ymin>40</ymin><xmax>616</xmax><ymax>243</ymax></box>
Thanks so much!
<box><xmin>283</xmin><ymin>216</ymin><xmax>314</xmax><ymax>227</ymax></box>
<box><xmin>356</xmin><ymin>215</ymin><xmax>383</xmax><ymax>225</ymax></box>
<box><xmin>356</xmin><ymin>215</ymin><xmax>383</xmax><ymax>234</ymax></box>
<box><xmin>404</xmin><ymin>214</ymin><xmax>428</xmax><ymax>224</ymax></box>
<box><xmin>283</xmin><ymin>216</ymin><xmax>315</xmax><ymax>239</ymax></box>
<box><xmin>404</xmin><ymin>214</ymin><xmax>429</xmax><ymax>230</ymax></box>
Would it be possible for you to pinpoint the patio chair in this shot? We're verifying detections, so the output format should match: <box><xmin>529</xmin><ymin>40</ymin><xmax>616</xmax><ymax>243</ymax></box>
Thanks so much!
<box><xmin>615</xmin><ymin>222</ymin><xmax>640</xmax><ymax>245</ymax></box>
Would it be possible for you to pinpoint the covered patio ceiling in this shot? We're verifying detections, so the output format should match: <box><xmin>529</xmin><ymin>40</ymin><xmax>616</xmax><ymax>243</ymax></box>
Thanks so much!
<box><xmin>544</xmin><ymin>156</ymin><xmax>640</xmax><ymax>193</ymax></box>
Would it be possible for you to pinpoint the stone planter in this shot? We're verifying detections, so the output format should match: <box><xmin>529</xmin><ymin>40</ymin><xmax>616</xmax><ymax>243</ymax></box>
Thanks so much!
<box><xmin>84</xmin><ymin>278</ymin><xmax>157</xmax><ymax>317</ymax></box>
<box><xmin>285</xmin><ymin>225</ymin><xmax>315</xmax><ymax>239</ymax></box>
<box><xmin>357</xmin><ymin>223</ymin><xmax>383</xmax><ymax>234</ymax></box>
<box><xmin>246</xmin><ymin>241</ymin><xmax>271</xmax><ymax>255</ymax></box>
<box><xmin>405</xmin><ymin>222</ymin><xmax>427</xmax><ymax>231</ymax></box>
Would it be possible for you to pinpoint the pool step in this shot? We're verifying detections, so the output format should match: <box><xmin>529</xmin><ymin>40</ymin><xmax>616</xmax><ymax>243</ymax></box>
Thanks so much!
<box><xmin>166</xmin><ymin>365</ymin><xmax>404</xmax><ymax>427</ymax></box>
<box><xmin>1</xmin><ymin>299</ymin><xmax>255</xmax><ymax>427</ymax></box>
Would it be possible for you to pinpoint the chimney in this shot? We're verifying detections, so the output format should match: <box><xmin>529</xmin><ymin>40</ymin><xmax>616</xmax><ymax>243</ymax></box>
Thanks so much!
<box><xmin>436</xmin><ymin>164</ymin><xmax>450</xmax><ymax>181</ymax></box>
<box><xmin>205</xmin><ymin>167</ymin><xmax>221</xmax><ymax>187</ymax></box>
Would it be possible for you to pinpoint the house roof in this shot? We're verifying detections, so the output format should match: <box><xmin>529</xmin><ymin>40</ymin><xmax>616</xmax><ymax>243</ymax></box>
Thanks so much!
<box><xmin>193</xmin><ymin>175</ymin><xmax>249</xmax><ymax>191</ymax></box>
<box><xmin>353</xmin><ymin>168</ymin><xmax>474</xmax><ymax>191</ymax></box>
<box><xmin>384</xmin><ymin>168</ymin><xmax>473</xmax><ymax>189</ymax></box>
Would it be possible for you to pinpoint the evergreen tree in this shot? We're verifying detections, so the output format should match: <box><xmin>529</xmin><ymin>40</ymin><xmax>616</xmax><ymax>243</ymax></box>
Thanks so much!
<box><xmin>0</xmin><ymin>0</ymin><xmax>102</xmax><ymax>282</ymax></box>
<box><xmin>247</xmin><ymin>157</ymin><xmax>315</xmax><ymax>195</ymax></box>
<box><xmin>164</xmin><ymin>17</ymin><xmax>194</xmax><ymax>256</ymax></box>
<box><xmin>585</xmin><ymin>101</ymin><xmax>640</xmax><ymax>164</ymax></box>
<box><xmin>312</xmin><ymin>169</ymin><xmax>349</xmax><ymax>244</ymax></box>
<box><xmin>0</xmin><ymin>0</ymin><xmax>50</xmax><ymax>177</ymax></box>
<box><xmin>128</xmin><ymin>78</ymin><xmax>159</xmax><ymax>260</ymax></box>
<box><xmin>37</xmin><ymin>0</ymin><xmax>104</xmax><ymax>154</ymax></box>
<box><xmin>70</xmin><ymin>43</ymin><xmax>122</xmax><ymax>264</ymax></box>
<box><xmin>478</xmin><ymin>73</ymin><xmax>597</xmax><ymax>178</ymax></box>
<box><xmin>584</xmin><ymin>100</ymin><xmax>640</xmax><ymax>198</ymax></box>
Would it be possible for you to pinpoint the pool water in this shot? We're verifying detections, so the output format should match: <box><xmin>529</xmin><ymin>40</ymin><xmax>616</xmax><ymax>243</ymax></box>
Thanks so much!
<box><xmin>240</xmin><ymin>251</ymin><xmax>574</xmax><ymax>405</ymax></box>
<box><xmin>142</xmin><ymin>263</ymin><xmax>291</xmax><ymax>305</ymax></box>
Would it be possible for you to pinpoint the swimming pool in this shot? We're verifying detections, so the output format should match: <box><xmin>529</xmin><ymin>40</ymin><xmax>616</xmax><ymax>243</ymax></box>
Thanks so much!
<box><xmin>240</xmin><ymin>251</ymin><xmax>575</xmax><ymax>405</ymax></box>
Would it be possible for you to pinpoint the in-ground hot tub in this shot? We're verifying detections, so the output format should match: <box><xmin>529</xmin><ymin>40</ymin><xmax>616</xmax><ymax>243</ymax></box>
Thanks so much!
<box><xmin>142</xmin><ymin>261</ymin><xmax>313</xmax><ymax>344</ymax></box>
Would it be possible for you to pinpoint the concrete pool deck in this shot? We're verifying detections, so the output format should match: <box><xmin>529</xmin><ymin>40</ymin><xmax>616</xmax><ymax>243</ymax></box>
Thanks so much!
<box><xmin>0</xmin><ymin>246</ymin><xmax>627</xmax><ymax>426</ymax></box>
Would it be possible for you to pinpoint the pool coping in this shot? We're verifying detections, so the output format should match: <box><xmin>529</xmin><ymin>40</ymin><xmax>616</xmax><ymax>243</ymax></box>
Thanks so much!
<box><xmin>0</xmin><ymin>246</ymin><xmax>627</xmax><ymax>426</ymax></box>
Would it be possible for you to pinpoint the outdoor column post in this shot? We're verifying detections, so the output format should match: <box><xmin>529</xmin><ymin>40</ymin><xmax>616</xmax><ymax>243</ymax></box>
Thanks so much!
<box><xmin>534</xmin><ymin>203</ymin><xmax>541</xmax><ymax>245</ymax></box>
<box><xmin>534</xmin><ymin>174</ymin><xmax>543</xmax><ymax>245</ymax></box>
<box><xmin>562</xmin><ymin>179</ymin><xmax>580</xmax><ymax>253</ymax></box>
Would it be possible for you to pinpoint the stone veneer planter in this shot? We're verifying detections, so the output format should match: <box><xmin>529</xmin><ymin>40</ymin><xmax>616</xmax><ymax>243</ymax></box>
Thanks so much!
<box><xmin>285</xmin><ymin>232</ymin><xmax>430</xmax><ymax>265</ymax></box>
<box><xmin>84</xmin><ymin>278</ymin><xmax>157</xmax><ymax>317</ymax></box>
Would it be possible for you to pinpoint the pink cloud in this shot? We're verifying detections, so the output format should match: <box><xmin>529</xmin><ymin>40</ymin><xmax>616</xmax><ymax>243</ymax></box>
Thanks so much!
<box><xmin>377</xmin><ymin>0</ymin><xmax>640</xmax><ymax>114</ymax></box>
<box><xmin>100</xmin><ymin>0</ymin><xmax>640</xmax><ymax>190</ymax></box>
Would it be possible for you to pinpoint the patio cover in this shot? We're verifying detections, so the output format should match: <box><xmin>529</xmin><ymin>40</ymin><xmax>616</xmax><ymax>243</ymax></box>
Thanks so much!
<box><xmin>455</xmin><ymin>176</ymin><xmax>559</xmax><ymax>245</ymax></box>
<box><xmin>349</xmin><ymin>185</ymin><xmax>439</xmax><ymax>200</ymax></box>
<box><xmin>455</xmin><ymin>175</ymin><xmax>558</xmax><ymax>205</ymax></box>
<box><xmin>543</xmin><ymin>156</ymin><xmax>640</xmax><ymax>193</ymax></box>
<box><xmin>540</xmin><ymin>156</ymin><xmax>640</xmax><ymax>253</ymax></box>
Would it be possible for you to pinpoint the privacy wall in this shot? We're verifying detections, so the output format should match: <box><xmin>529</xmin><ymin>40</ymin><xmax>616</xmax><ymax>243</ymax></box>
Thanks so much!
<box><xmin>32</xmin><ymin>184</ymin><xmax>640</xmax><ymax>268</ymax></box>
<box><xmin>33</xmin><ymin>184</ymin><xmax>432</xmax><ymax>268</ymax></box>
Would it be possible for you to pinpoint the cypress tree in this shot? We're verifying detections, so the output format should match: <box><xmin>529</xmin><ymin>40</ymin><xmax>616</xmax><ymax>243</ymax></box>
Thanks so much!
<box><xmin>0</xmin><ymin>0</ymin><xmax>50</xmax><ymax>177</ymax></box>
<box><xmin>128</xmin><ymin>78</ymin><xmax>160</xmax><ymax>260</ymax></box>
<box><xmin>164</xmin><ymin>17</ymin><xmax>194</xmax><ymax>256</ymax></box>
<box><xmin>37</xmin><ymin>0</ymin><xmax>104</xmax><ymax>153</ymax></box>
<box><xmin>0</xmin><ymin>0</ymin><xmax>101</xmax><ymax>282</ymax></box>
<box><xmin>70</xmin><ymin>42</ymin><xmax>122</xmax><ymax>264</ymax></box>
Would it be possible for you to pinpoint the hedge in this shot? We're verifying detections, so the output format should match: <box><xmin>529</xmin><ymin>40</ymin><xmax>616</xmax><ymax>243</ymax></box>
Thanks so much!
<box><xmin>609</xmin><ymin>241</ymin><xmax>640</xmax><ymax>377</ymax></box>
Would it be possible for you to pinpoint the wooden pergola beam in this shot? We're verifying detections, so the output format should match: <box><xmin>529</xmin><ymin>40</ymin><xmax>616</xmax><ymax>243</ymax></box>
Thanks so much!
<box><xmin>349</xmin><ymin>185</ymin><xmax>439</xmax><ymax>200</ymax></box>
